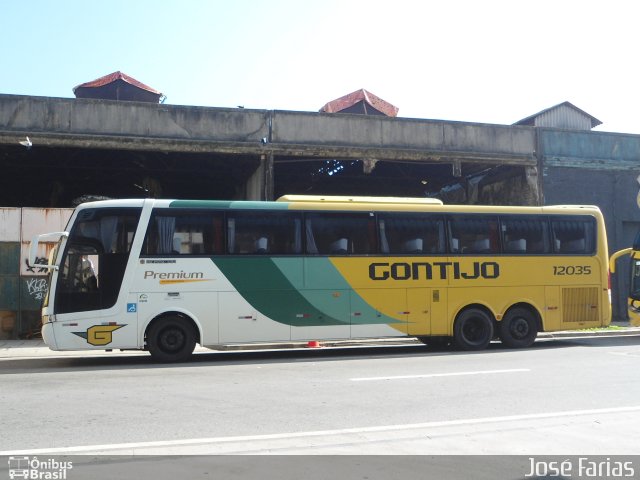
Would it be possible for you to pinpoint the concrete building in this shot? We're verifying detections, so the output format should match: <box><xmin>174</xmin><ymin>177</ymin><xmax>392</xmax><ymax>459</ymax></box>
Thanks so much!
<box><xmin>0</xmin><ymin>76</ymin><xmax>639</xmax><ymax>337</ymax></box>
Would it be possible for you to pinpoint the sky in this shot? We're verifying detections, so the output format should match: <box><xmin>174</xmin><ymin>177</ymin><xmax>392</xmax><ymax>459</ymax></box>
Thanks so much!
<box><xmin>2</xmin><ymin>0</ymin><xmax>640</xmax><ymax>133</ymax></box>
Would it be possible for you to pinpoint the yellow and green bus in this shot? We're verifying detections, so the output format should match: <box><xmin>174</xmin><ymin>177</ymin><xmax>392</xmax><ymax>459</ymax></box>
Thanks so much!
<box><xmin>30</xmin><ymin>195</ymin><xmax>611</xmax><ymax>362</ymax></box>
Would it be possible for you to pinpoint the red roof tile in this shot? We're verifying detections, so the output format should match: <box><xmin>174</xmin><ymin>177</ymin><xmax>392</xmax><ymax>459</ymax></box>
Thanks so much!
<box><xmin>320</xmin><ymin>88</ymin><xmax>399</xmax><ymax>117</ymax></box>
<box><xmin>73</xmin><ymin>71</ymin><xmax>161</xmax><ymax>95</ymax></box>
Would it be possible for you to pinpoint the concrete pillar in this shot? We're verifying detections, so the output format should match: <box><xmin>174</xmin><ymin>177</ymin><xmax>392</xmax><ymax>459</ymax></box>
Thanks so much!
<box><xmin>245</xmin><ymin>153</ymin><xmax>274</xmax><ymax>200</ymax></box>
<box><xmin>525</xmin><ymin>165</ymin><xmax>541</xmax><ymax>206</ymax></box>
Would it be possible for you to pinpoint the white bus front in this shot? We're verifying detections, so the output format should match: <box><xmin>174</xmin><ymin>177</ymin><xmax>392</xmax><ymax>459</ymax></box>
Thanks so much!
<box><xmin>30</xmin><ymin>203</ymin><xmax>144</xmax><ymax>351</ymax></box>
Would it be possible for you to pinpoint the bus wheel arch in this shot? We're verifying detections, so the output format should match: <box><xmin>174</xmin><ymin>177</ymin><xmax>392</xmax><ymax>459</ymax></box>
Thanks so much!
<box><xmin>453</xmin><ymin>305</ymin><xmax>495</xmax><ymax>350</ymax></box>
<box><xmin>145</xmin><ymin>312</ymin><xmax>199</xmax><ymax>363</ymax></box>
<box><xmin>498</xmin><ymin>304</ymin><xmax>540</xmax><ymax>349</ymax></box>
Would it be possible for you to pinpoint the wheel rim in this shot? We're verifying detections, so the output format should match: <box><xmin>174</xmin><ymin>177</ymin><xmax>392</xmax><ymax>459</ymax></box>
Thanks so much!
<box><xmin>462</xmin><ymin>316</ymin><xmax>489</xmax><ymax>345</ymax></box>
<box><xmin>159</xmin><ymin>327</ymin><xmax>186</xmax><ymax>353</ymax></box>
<box><xmin>510</xmin><ymin>316</ymin><xmax>530</xmax><ymax>339</ymax></box>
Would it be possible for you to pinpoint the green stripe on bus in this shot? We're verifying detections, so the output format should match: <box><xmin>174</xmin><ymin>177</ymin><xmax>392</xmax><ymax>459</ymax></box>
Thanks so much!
<box><xmin>212</xmin><ymin>257</ymin><xmax>401</xmax><ymax>326</ymax></box>
<box><xmin>296</xmin><ymin>259</ymin><xmax>402</xmax><ymax>325</ymax></box>
<box><xmin>213</xmin><ymin>257</ymin><xmax>346</xmax><ymax>326</ymax></box>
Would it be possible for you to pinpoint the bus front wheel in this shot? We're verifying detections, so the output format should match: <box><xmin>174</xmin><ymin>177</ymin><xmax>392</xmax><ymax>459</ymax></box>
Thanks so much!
<box><xmin>147</xmin><ymin>316</ymin><xmax>196</xmax><ymax>363</ymax></box>
<box><xmin>499</xmin><ymin>307</ymin><xmax>538</xmax><ymax>348</ymax></box>
<box><xmin>453</xmin><ymin>308</ymin><xmax>494</xmax><ymax>350</ymax></box>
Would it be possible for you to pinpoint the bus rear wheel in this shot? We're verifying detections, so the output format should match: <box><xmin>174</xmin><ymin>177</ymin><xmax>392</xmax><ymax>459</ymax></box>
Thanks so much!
<box><xmin>453</xmin><ymin>308</ymin><xmax>494</xmax><ymax>350</ymax></box>
<box><xmin>499</xmin><ymin>307</ymin><xmax>538</xmax><ymax>348</ymax></box>
<box><xmin>147</xmin><ymin>316</ymin><xmax>196</xmax><ymax>363</ymax></box>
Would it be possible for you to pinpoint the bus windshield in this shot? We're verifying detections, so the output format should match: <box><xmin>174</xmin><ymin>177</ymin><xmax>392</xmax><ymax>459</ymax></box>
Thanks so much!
<box><xmin>55</xmin><ymin>208</ymin><xmax>141</xmax><ymax>314</ymax></box>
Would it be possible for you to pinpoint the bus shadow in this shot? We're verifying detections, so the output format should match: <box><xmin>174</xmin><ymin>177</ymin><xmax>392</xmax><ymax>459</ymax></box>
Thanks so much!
<box><xmin>1</xmin><ymin>333</ymin><xmax>639</xmax><ymax>374</ymax></box>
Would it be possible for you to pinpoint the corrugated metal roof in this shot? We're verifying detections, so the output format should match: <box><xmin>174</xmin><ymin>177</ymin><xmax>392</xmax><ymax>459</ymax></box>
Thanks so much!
<box><xmin>72</xmin><ymin>71</ymin><xmax>161</xmax><ymax>95</ymax></box>
<box><xmin>320</xmin><ymin>89</ymin><xmax>399</xmax><ymax>117</ymax></box>
<box><xmin>514</xmin><ymin>101</ymin><xmax>602</xmax><ymax>129</ymax></box>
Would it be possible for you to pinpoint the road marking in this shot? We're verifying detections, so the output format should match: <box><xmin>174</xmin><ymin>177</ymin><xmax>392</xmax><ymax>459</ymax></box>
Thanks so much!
<box><xmin>609</xmin><ymin>351</ymin><xmax>640</xmax><ymax>357</ymax></box>
<box><xmin>3</xmin><ymin>405</ymin><xmax>640</xmax><ymax>456</ymax></box>
<box><xmin>350</xmin><ymin>368</ymin><xmax>530</xmax><ymax>381</ymax></box>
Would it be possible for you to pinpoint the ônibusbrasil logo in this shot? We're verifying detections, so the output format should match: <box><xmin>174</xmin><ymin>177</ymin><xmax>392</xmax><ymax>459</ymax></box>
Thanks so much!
<box><xmin>8</xmin><ymin>456</ymin><xmax>73</xmax><ymax>479</ymax></box>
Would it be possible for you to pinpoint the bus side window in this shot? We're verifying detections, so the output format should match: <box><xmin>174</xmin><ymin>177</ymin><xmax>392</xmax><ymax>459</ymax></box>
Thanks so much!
<box><xmin>551</xmin><ymin>217</ymin><xmax>595</xmax><ymax>254</ymax></box>
<box><xmin>377</xmin><ymin>214</ymin><xmax>445</xmax><ymax>255</ymax></box>
<box><xmin>142</xmin><ymin>211</ymin><xmax>224</xmax><ymax>256</ymax></box>
<box><xmin>228</xmin><ymin>211</ymin><xmax>302</xmax><ymax>255</ymax></box>
<box><xmin>449</xmin><ymin>216</ymin><xmax>499</xmax><ymax>254</ymax></box>
<box><xmin>501</xmin><ymin>217</ymin><xmax>550</xmax><ymax>254</ymax></box>
<box><xmin>305</xmin><ymin>213</ymin><xmax>375</xmax><ymax>255</ymax></box>
<box><xmin>180</xmin><ymin>214</ymin><xmax>223</xmax><ymax>254</ymax></box>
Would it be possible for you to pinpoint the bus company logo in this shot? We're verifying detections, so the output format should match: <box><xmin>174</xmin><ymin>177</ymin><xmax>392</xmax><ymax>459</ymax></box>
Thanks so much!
<box><xmin>143</xmin><ymin>270</ymin><xmax>210</xmax><ymax>285</ymax></box>
<box><xmin>8</xmin><ymin>456</ymin><xmax>73</xmax><ymax>479</ymax></box>
<box><xmin>369</xmin><ymin>261</ymin><xmax>500</xmax><ymax>281</ymax></box>
<box><xmin>72</xmin><ymin>324</ymin><xmax>126</xmax><ymax>346</ymax></box>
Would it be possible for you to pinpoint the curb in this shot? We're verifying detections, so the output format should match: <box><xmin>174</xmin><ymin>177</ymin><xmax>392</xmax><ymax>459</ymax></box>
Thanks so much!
<box><xmin>1</xmin><ymin>326</ymin><xmax>639</xmax><ymax>360</ymax></box>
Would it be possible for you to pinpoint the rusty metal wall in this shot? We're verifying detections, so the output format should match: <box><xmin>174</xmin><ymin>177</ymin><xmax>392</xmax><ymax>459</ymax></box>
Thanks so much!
<box><xmin>0</xmin><ymin>207</ymin><xmax>73</xmax><ymax>339</ymax></box>
<box><xmin>533</xmin><ymin>104</ymin><xmax>592</xmax><ymax>130</ymax></box>
<box><xmin>0</xmin><ymin>208</ymin><xmax>20</xmax><ymax>339</ymax></box>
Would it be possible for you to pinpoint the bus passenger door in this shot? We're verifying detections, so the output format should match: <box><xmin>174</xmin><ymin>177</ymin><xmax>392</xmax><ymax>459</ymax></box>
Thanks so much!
<box><xmin>54</xmin><ymin>251</ymin><xmax>139</xmax><ymax>350</ymax></box>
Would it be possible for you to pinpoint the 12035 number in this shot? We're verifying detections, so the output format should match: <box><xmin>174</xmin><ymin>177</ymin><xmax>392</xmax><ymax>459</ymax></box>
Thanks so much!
<box><xmin>553</xmin><ymin>265</ymin><xmax>591</xmax><ymax>275</ymax></box>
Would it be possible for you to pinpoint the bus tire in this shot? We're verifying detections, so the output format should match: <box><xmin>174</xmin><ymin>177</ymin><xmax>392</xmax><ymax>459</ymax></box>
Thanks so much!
<box><xmin>453</xmin><ymin>308</ymin><xmax>494</xmax><ymax>350</ymax></box>
<box><xmin>499</xmin><ymin>307</ymin><xmax>538</xmax><ymax>348</ymax></box>
<box><xmin>147</xmin><ymin>316</ymin><xmax>196</xmax><ymax>363</ymax></box>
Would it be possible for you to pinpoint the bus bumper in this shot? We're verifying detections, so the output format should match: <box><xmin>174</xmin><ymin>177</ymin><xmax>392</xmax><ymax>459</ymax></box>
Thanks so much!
<box><xmin>41</xmin><ymin>322</ymin><xmax>58</xmax><ymax>350</ymax></box>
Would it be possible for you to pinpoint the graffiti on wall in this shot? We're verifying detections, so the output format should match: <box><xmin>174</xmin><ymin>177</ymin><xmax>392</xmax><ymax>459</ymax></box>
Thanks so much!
<box><xmin>25</xmin><ymin>277</ymin><xmax>48</xmax><ymax>301</ymax></box>
<box><xmin>24</xmin><ymin>257</ymin><xmax>50</xmax><ymax>274</ymax></box>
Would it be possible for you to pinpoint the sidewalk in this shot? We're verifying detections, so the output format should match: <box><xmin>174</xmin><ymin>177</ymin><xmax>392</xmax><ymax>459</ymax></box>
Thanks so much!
<box><xmin>1</xmin><ymin>323</ymin><xmax>639</xmax><ymax>360</ymax></box>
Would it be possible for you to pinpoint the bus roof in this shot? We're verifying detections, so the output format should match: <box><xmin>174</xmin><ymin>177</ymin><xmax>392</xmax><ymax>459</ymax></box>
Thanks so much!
<box><xmin>73</xmin><ymin>197</ymin><xmax>603</xmax><ymax>217</ymax></box>
<box><xmin>276</xmin><ymin>195</ymin><xmax>444</xmax><ymax>205</ymax></box>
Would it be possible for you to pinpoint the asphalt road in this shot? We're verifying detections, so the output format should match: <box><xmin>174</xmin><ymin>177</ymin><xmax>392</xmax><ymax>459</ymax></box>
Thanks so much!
<box><xmin>1</xmin><ymin>334</ymin><xmax>640</xmax><ymax>456</ymax></box>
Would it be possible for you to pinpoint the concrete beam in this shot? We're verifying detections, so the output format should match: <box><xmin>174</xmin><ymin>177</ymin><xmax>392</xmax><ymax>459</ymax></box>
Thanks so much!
<box><xmin>0</xmin><ymin>94</ymin><xmax>268</xmax><ymax>143</ymax></box>
<box><xmin>541</xmin><ymin>128</ymin><xmax>640</xmax><ymax>170</ymax></box>
<box><xmin>0</xmin><ymin>94</ymin><xmax>537</xmax><ymax>166</ymax></box>
<box><xmin>272</xmin><ymin>110</ymin><xmax>536</xmax><ymax>164</ymax></box>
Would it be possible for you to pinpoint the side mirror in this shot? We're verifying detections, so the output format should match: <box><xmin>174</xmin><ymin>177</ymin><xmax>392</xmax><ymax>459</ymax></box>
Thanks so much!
<box><xmin>28</xmin><ymin>232</ymin><xmax>69</xmax><ymax>270</ymax></box>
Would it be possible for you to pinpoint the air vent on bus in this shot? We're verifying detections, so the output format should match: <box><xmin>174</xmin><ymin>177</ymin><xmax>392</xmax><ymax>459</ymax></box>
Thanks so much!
<box><xmin>561</xmin><ymin>287</ymin><xmax>599</xmax><ymax>323</ymax></box>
